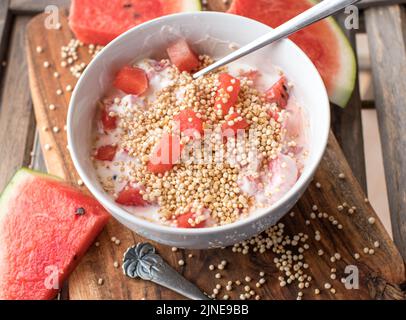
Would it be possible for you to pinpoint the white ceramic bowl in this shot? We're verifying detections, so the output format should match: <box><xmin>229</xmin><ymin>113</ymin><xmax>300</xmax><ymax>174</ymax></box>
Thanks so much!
<box><xmin>67</xmin><ymin>12</ymin><xmax>330</xmax><ymax>249</ymax></box>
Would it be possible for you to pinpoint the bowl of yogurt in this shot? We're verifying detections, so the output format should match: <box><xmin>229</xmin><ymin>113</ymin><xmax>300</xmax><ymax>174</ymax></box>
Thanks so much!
<box><xmin>67</xmin><ymin>12</ymin><xmax>330</xmax><ymax>249</ymax></box>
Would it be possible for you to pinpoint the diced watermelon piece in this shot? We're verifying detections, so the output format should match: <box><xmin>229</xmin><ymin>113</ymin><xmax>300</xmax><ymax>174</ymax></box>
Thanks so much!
<box><xmin>265</xmin><ymin>77</ymin><xmax>290</xmax><ymax>108</ymax></box>
<box><xmin>222</xmin><ymin>112</ymin><xmax>250</xmax><ymax>136</ymax></box>
<box><xmin>167</xmin><ymin>39</ymin><xmax>200</xmax><ymax>73</ymax></box>
<box><xmin>115</xmin><ymin>184</ymin><xmax>148</xmax><ymax>206</ymax></box>
<box><xmin>69</xmin><ymin>0</ymin><xmax>202</xmax><ymax>45</ymax></box>
<box><xmin>147</xmin><ymin>134</ymin><xmax>182</xmax><ymax>174</ymax></box>
<box><xmin>268</xmin><ymin>108</ymin><xmax>281</xmax><ymax>122</ymax></box>
<box><xmin>94</xmin><ymin>145</ymin><xmax>117</xmax><ymax>161</ymax></box>
<box><xmin>176</xmin><ymin>211</ymin><xmax>205</xmax><ymax>228</ymax></box>
<box><xmin>114</xmin><ymin>66</ymin><xmax>149</xmax><ymax>96</ymax></box>
<box><xmin>174</xmin><ymin>109</ymin><xmax>204</xmax><ymax>136</ymax></box>
<box><xmin>0</xmin><ymin>169</ymin><xmax>110</xmax><ymax>300</ymax></box>
<box><xmin>215</xmin><ymin>73</ymin><xmax>241</xmax><ymax>116</ymax></box>
<box><xmin>101</xmin><ymin>108</ymin><xmax>117</xmax><ymax>131</ymax></box>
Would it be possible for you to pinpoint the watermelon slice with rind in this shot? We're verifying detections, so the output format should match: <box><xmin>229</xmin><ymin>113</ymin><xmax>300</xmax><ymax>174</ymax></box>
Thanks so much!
<box><xmin>228</xmin><ymin>0</ymin><xmax>356</xmax><ymax>107</ymax></box>
<box><xmin>69</xmin><ymin>0</ymin><xmax>202</xmax><ymax>45</ymax></box>
<box><xmin>0</xmin><ymin>169</ymin><xmax>110</xmax><ymax>300</ymax></box>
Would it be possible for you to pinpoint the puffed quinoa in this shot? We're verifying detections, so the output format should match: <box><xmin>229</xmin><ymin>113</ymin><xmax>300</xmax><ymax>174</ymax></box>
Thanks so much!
<box><xmin>368</xmin><ymin>217</ymin><xmax>376</xmax><ymax>225</ymax></box>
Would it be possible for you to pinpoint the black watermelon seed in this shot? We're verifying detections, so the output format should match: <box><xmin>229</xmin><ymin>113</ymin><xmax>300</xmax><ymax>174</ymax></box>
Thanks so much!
<box><xmin>75</xmin><ymin>207</ymin><xmax>85</xmax><ymax>215</ymax></box>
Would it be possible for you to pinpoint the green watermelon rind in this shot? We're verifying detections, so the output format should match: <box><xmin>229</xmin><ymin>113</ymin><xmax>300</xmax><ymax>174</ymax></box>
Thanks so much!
<box><xmin>0</xmin><ymin>169</ymin><xmax>62</xmax><ymax>214</ymax></box>
<box><xmin>308</xmin><ymin>0</ymin><xmax>357</xmax><ymax>108</ymax></box>
<box><xmin>180</xmin><ymin>0</ymin><xmax>202</xmax><ymax>11</ymax></box>
<box><xmin>323</xmin><ymin>16</ymin><xmax>356</xmax><ymax>108</ymax></box>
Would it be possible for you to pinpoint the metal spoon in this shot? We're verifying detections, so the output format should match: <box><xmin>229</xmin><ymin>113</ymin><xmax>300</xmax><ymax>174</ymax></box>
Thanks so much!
<box><xmin>193</xmin><ymin>0</ymin><xmax>360</xmax><ymax>79</ymax></box>
<box><xmin>122</xmin><ymin>242</ymin><xmax>210</xmax><ymax>300</ymax></box>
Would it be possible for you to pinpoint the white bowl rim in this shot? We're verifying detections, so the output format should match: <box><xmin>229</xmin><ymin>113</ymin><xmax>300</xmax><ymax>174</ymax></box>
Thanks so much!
<box><xmin>67</xmin><ymin>11</ymin><xmax>330</xmax><ymax>236</ymax></box>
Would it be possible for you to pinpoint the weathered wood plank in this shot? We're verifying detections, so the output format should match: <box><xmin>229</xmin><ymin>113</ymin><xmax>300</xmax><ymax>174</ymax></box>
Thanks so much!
<box><xmin>0</xmin><ymin>16</ymin><xmax>36</xmax><ymax>191</ymax></box>
<box><xmin>359</xmin><ymin>0</ymin><xmax>406</xmax><ymax>9</ymax></box>
<box><xmin>0</xmin><ymin>0</ymin><xmax>11</xmax><ymax>80</ymax></box>
<box><xmin>365</xmin><ymin>4</ymin><xmax>406</xmax><ymax>261</ymax></box>
<box><xmin>206</xmin><ymin>0</ymin><xmax>229</xmax><ymax>11</ymax></box>
<box><xmin>331</xmin><ymin>14</ymin><xmax>367</xmax><ymax>193</ymax></box>
<box><xmin>10</xmin><ymin>0</ymin><xmax>70</xmax><ymax>14</ymax></box>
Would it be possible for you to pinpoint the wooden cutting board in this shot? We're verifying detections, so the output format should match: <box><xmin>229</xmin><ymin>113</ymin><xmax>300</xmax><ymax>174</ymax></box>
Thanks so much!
<box><xmin>25</xmin><ymin>6</ymin><xmax>406</xmax><ymax>300</ymax></box>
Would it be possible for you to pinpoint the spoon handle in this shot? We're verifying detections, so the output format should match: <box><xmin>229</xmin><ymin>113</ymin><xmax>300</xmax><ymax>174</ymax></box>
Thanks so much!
<box><xmin>123</xmin><ymin>243</ymin><xmax>210</xmax><ymax>300</ymax></box>
<box><xmin>194</xmin><ymin>0</ymin><xmax>360</xmax><ymax>78</ymax></box>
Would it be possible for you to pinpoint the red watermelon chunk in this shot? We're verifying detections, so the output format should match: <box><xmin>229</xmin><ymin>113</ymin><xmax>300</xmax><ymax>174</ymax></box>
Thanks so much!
<box><xmin>0</xmin><ymin>169</ymin><xmax>110</xmax><ymax>300</ymax></box>
<box><xmin>69</xmin><ymin>0</ymin><xmax>202</xmax><ymax>45</ymax></box>
<box><xmin>115</xmin><ymin>184</ymin><xmax>148</xmax><ymax>206</ymax></box>
<box><xmin>114</xmin><ymin>66</ymin><xmax>149</xmax><ymax>96</ymax></box>
<box><xmin>167</xmin><ymin>39</ymin><xmax>200</xmax><ymax>73</ymax></box>
<box><xmin>101</xmin><ymin>107</ymin><xmax>117</xmax><ymax>131</ymax></box>
<box><xmin>94</xmin><ymin>145</ymin><xmax>117</xmax><ymax>161</ymax></box>
<box><xmin>176</xmin><ymin>211</ymin><xmax>205</xmax><ymax>228</ymax></box>
<box><xmin>215</xmin><ymin>73</ymin><xmax>241</xmax><ymax>116</ymax></box>
<box><xmin>265</xmin><ymin>76</ymin><xmax>290</xmax><ymax>108</ymax></box>
<box><xmin>222</xmin><ymin>112</ymin><xmax>250</xmax><ymax>136</ymax></box>
<box><xmin>147</xmin><ymin>133</ymin><xmax>183</xmax><ymax>174</ymax></box>
<box><xmin>228</xmin><ymin>0</ymin><xmax>356</xmax><ymax>107</ymax></box>
<box><xmin>173</xmin><ymin>108</ymin><xmax>204</xmax><ymax>136</ymax></box>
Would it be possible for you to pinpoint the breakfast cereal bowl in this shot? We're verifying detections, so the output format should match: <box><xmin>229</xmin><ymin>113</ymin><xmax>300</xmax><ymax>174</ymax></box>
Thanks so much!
<box><xmin>67</xmin><ymin>12</ymin><xmax>330</xmax><ymax>249</ymax></box>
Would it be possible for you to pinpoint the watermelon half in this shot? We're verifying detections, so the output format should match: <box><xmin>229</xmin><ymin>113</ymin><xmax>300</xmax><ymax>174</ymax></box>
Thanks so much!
<box><xmin>228</xmin><ymin>0</ymin><xmax>356</xmax><ymax>107</ymax></box>
<box><xmin>0</xmin><ymin>169</ymin><xmax>110</xmax><ymax>300</ymax></box>
<box><xmin>69</xmin><ymin>0</ymin><xmax>202</xmax><ymax>45</ymax></box>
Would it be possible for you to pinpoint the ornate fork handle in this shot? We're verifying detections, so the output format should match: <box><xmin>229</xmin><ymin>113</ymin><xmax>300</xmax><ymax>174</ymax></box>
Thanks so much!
<box><xmin>123</xmin><ymin>243</ymin><xmax>210</xmax><ymax>300</ymax></box>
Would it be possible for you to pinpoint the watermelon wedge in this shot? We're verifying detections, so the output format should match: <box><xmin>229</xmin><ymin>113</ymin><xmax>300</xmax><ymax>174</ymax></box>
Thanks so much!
<box><xmin>69</xmin><ymin>0</ymin><xmax>202</xmax><ymax>45</ymax></box>
<box><xmin>0</xmin><ymin>169</ymin><xmax>110</xmax><ymax>300</ymax></box>
<box><xmin>228</xmin><ymin>0</ymin><xmax>356</xmax><ymax>107</ymax></box>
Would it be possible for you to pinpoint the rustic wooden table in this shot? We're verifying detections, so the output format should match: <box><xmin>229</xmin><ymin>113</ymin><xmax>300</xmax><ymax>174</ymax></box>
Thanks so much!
<box><xmin>1</xmin><ymin>0</ymin><xmax>406</xmax><ymax>300</ymax></box>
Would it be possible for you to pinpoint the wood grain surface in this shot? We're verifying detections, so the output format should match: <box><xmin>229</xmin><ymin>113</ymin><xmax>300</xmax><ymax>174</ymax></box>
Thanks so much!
<box><xmin>0</xmin><ymin>0</ymin><xmax>11</xmax><ymax>78</ymax></box>
<box><xmin>332</xmin><ymin>12</ymin><xmax>367</xmax><ymax>193</ymax></box>
<box><xmin>25</xmin><ymin>7</ymin><xmax>405</xmax><ymax>300</ymax></box>
<box><xmin>365</xmin><ymin>4</ymin><xmax>406</xmax><ymax>262</ymax></box>
<box><xmin>0</xmin><ymin>16</ymin><xmax>35</xmax><ymax>192</ymax></box>
<box><xmin>10</xmin><ymin>0</ymin><xmax>70</xmax><ymax>14</ymax></box>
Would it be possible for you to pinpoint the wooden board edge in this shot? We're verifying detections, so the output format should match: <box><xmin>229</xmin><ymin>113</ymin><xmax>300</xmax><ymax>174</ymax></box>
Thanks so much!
<box><xmin>25</xmin><ymin>15</ymin><xmax>71</xmax><ymax>180</ymax></box>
